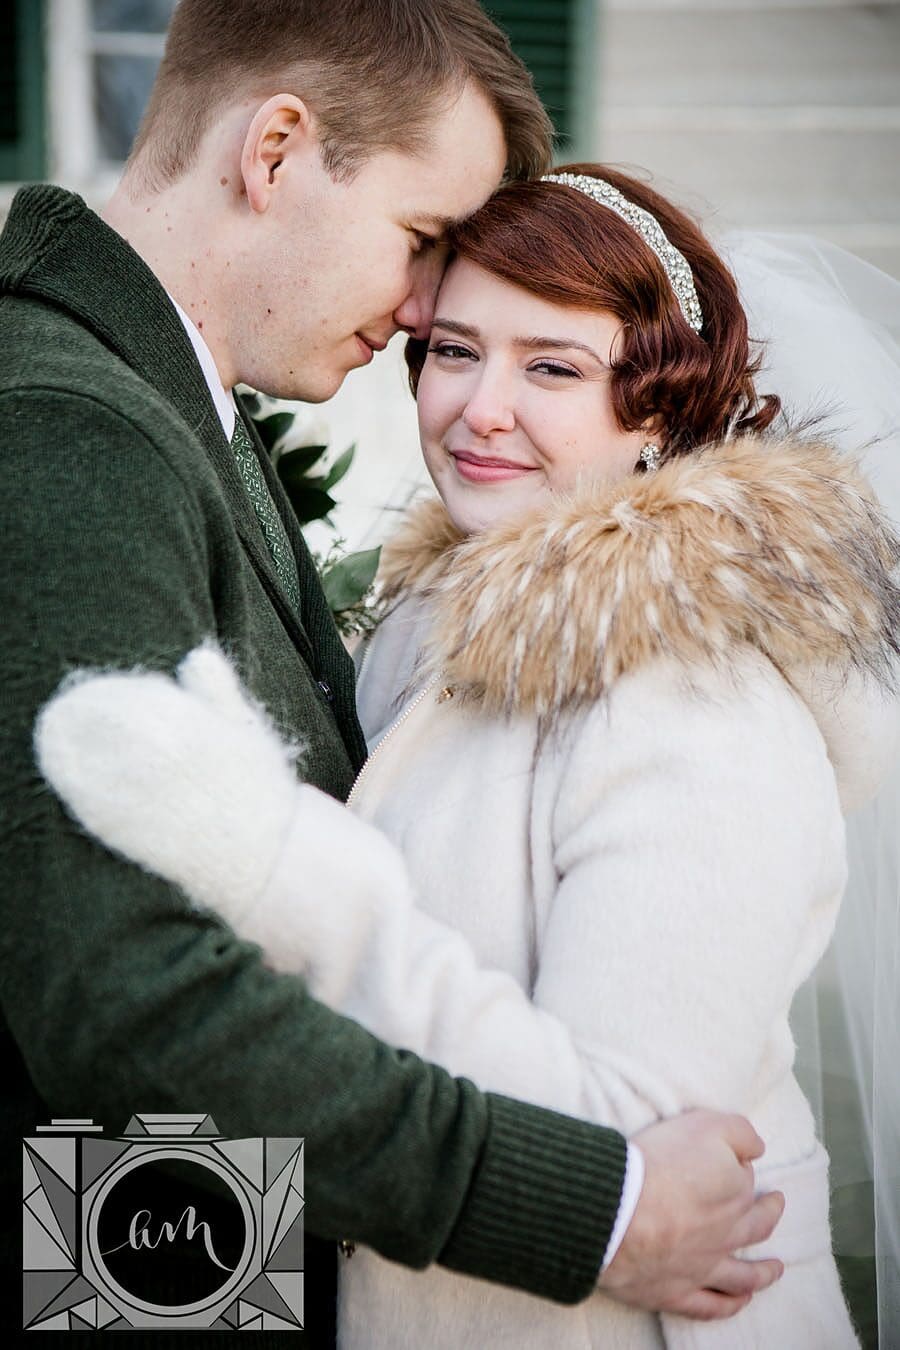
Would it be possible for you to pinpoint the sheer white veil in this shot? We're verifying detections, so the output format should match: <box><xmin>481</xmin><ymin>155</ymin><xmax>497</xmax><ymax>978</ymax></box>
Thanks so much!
<box><xmin>722</xmin><ymin>232</ymin><xmax>900</xmax><ymax>1346</ymax></box>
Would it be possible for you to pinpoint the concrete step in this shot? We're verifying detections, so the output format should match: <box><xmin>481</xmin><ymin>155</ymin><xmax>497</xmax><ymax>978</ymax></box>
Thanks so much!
<box><xmin>597</xmin><ymin>125</ymin><xmax>900</xmax><ymax>228</ymax></box>
<box><xmin>601</xmin><ymin>4</ymin><xmax>900</xmax><ymax>109</ymax></box>
<box><xmin>724</xmin><ymin>223</ymin><xmax>900</xmax><ymax>280</ymax></box>
<box><xmin>605</xmin><ymin>0</ymin><xmax>900</xmax><ymax>12</ymax></box>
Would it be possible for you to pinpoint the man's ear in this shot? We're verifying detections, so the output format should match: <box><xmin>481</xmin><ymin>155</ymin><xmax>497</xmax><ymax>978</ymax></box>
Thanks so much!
<box><xmin>240</xmin><ymin>94</ymin><xmax>314</xmax><ymax>214</ymax></box>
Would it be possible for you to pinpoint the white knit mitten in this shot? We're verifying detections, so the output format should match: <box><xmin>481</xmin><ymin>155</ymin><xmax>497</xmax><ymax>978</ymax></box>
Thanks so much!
<box><xmin>34</xmin><ymin>642</ymin><xmax>339</xmax><ymax>925</ymax></box>
<box><xmin>36</xmin><ymin>642</ymin><xmax>512</xmax><ymax>1048</ymax></box>
<box><xmin>36</xmin><ymin>643</ymin><xmax>640</xmax><ymax>1089</ymax></box>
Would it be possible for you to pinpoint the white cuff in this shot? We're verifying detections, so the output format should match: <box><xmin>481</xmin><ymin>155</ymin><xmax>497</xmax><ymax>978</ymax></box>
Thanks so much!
<box><xmin>600</xmin><ymin>1141</ymin><xmax>645</xmax><ymax>1273</ymax></box>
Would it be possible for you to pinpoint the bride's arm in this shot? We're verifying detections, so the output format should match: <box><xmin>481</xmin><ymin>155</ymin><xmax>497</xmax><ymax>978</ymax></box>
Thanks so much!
<box><xmin>36</xmin><ymin>644</ymin><xmax>835</xmax><ymax>1135</ymax></box>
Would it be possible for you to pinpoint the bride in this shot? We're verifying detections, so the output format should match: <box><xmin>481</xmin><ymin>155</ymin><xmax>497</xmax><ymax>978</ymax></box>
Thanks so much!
<box><xmin>37</xmin><ymin>165</ymin><xmax>900</xmax><ymax>1348</ymax></box>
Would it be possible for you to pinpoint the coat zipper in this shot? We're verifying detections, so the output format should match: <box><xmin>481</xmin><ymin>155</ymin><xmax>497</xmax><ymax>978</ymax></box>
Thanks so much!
<box><xmin>354</xmin><ymin>629</ymin><xmax>373</xmax><ymax>689</ymax></box>
<box><xmin>346</xmin><ymin>677</ymin><xmax>440</xmax><ymax>809</ymax></box>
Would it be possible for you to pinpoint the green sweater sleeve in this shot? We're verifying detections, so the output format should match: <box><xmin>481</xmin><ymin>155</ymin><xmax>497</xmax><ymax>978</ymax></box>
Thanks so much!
<box><xmin>0</xmin><ymin>389</ymin><xmax>626</xmax><ymax>1304</ymax></box>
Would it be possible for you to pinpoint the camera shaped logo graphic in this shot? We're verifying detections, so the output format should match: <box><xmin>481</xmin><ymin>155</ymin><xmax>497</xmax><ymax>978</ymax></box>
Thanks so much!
<box><xmin>23</xmin><ymin>1114</ymin><xmax>303</xmax><ymax>1330</ymax></box>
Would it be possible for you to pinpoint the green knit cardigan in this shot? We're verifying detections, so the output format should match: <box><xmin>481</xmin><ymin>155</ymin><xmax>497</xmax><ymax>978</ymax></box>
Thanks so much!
<box><xmin>0</xmin><ymin>187</ymin><xmax>626</xmax><ymax>1345</ymax></box>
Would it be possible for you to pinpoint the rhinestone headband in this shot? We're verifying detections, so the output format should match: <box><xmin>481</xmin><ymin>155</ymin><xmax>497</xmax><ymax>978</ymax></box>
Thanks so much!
<box><xmin>540</xmin><ymin>172</ymin><xmax>704</xmax><ymax>333</ymax></box>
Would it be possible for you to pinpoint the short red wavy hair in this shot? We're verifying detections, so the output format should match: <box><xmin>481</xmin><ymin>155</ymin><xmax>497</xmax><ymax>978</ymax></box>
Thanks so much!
<box><xmin>406</xmin><ymin>163</ymin><xmax>779</xmax><ymax>460</ymax></box>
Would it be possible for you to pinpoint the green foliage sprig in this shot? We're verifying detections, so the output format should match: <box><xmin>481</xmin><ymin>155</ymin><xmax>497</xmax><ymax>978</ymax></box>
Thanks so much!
<box><xmin>241</xmin><ymin>390</ymin><xmax>381</xmax><ymax>636</ymax></box>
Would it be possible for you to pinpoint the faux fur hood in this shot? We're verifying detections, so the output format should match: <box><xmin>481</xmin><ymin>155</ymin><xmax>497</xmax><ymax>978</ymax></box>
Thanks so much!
<box><xmin>379</xmin><ymin>436</ymin><xmax>900</xmax><ymax>722</ymax></box>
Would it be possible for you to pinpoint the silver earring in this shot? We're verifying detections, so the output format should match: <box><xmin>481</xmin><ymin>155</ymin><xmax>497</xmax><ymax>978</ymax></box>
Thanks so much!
<box><xmin>639</xmin><ymin>443</ymin><xmax>661</xmax><ymax>473</ymax></box>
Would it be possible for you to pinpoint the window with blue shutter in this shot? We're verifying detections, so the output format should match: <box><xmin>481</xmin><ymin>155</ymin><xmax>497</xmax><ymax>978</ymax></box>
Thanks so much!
<box><xmin>0</xmin><ymin>0</ymin><xmax>46</xmax><ymax>182</ymax></box>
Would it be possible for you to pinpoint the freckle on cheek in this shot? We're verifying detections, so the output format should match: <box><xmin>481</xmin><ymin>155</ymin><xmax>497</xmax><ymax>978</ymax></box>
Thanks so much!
<box><xmin>220</xmin><ymin>176</ymin><xmax>228</xmax><ymax>186</ymax></box>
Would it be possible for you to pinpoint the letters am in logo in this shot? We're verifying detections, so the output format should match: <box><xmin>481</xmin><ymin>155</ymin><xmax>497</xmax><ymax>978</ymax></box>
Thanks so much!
<box><xmin>22</xmin><ymin>1114</ymin><xmax>304</xmax><ymax>1330</ymax></box>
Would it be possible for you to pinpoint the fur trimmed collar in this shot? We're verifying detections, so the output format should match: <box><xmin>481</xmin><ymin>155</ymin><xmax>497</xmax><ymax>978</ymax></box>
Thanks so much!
<box><xmin>379</xmin><ymin>437</ymin><xmax>900</xmax><ymax>719</ymax></box>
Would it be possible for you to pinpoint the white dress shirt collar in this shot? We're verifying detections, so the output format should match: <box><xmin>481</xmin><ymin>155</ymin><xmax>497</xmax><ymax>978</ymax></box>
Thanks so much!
<box><xmin>168</xmin><ymin>294</ymin><xmax>236</xmax><ymax>441</ymax></box>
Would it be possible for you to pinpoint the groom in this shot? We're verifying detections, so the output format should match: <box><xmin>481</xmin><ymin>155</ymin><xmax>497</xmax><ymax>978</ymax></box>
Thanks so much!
<box><xmin>0</xmin><ymin>0</ymin><xmax>783</xmax><ymax>1343</ymax></box>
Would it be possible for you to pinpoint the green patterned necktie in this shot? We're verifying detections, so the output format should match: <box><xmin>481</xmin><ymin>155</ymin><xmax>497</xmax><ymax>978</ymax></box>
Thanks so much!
<box><xmin>230</xmin><ymin>412</ymin><xmax>301</xmax><ymax>614</ymax></box>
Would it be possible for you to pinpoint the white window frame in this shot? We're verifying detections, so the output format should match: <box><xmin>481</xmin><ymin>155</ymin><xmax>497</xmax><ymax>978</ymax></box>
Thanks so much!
<box><xmin>45</xmin><ymin>0</ymin><xmax>167</xmax><ymax>205</ymax></box>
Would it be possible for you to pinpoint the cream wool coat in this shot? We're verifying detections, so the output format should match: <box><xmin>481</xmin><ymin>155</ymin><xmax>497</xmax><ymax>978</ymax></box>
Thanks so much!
<box><xmin>323</xmin><ymin>438</ymin><xmax>897</xmax><ymax>1350</ymax></box>
<box><xmin>35</xmin><ymin>438</ymin><xmax>900</xmax><ymax>1348</ymax></box>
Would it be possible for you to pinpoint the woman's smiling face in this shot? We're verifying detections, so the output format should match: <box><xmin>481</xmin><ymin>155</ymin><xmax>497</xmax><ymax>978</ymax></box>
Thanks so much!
<box><xmin>417</xmin><ymin>258</ymin><xmax>651</xmax><ymax>534</ymax></box>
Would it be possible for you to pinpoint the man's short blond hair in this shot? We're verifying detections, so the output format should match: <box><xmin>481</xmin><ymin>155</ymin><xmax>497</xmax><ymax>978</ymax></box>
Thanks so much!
<box><xmin>131</xmin><ymin>0</ymin><xmax>553</xmax><ymax>187</ymax></box>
